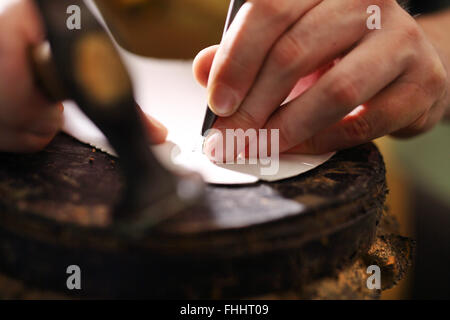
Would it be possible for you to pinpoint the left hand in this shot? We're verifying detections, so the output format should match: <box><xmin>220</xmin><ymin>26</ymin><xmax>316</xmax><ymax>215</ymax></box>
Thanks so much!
<box><xmin>193</xmin><ymin>0</ymin><xmax>448</xmax><ymax>154</ymax></box>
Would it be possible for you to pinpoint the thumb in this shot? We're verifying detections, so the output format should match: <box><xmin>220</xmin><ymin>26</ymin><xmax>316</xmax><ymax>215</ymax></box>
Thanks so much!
<box><xmin>138</xmin><ymin>107</ymin><xmax>168</xmax><ymax>145</ymax></box>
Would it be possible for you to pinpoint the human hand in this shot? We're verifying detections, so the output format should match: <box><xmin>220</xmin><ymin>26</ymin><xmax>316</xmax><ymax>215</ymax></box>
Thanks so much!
<box><xmin>0</xmin><ymin>0</ymin><xmax>167</xmax><ymax>153</ymax></box>
<box><xmin>194</xmin><ymin>0</ymin><xmax>448</xmax><ymax>155</ymax></box>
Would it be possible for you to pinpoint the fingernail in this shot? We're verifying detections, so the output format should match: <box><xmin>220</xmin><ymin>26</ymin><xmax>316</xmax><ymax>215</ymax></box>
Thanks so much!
<box><xmin>208</xmin><ymin>83</ymin><xmax>238</xmax><ymax>116</ymax></box>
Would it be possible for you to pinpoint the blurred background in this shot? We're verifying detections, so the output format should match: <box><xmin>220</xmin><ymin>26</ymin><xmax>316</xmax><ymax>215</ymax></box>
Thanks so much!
<box><xmin>377</xmin><ymin>124</ymin><xmax>450</xmax><ymax>299</ymax></box>
<box><xmin>379</xmin><ymin>0</ymin><xmax>450</xmax><ymax>300</ymax></box>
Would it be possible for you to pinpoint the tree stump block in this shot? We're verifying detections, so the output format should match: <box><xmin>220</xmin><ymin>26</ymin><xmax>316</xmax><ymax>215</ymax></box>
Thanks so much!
<box><xmin>0</xmin><ymin>133</ymin><xmax>407</xmax><ymax>299</ymax></box>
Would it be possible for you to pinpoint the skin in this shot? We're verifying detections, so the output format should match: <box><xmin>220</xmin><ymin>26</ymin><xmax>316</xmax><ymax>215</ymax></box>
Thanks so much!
<box><xmin>194</xmin><ymin>0</ymin><xmax>450</xmax><ymax>156</ymax></box>
<box><xmin>1</xmin><ymin>1</ymin><xmax>449</xmax><ymax>155</ymax></box>
<box><xmin>0</xmin><ymin>0</ymin><xmax>167</xmax><ymax>153</ymax></box>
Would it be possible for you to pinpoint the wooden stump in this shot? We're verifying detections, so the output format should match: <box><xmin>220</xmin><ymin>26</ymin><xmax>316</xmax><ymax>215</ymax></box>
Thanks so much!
<box><xmin>0</xmin><ymin>133</ymin><xmax>389</xmax><ymax>299</ymax></box>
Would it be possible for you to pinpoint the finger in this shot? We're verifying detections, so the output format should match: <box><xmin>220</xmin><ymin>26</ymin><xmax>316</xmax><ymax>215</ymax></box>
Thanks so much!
<box><xmin>208</xmin><ymin>0</ymin><xmax>322</xmax><ymax>116</ymax></box>
<box><xmin>0</xmin><ymin>127</ymin><xmax>56</xmax><ymax>153</ymax></box>
<box><xmin>27</xmin><ymin>102</ymin><xmax>64</xmax><ymax>136</ymax></box>
<box><xmin>139</xmin><ymin>110</ymin><xmax>168</xmax><ymax>145</ymax></box>
<box><xmin>216</xmin><ymin>0</ymin><xmax>369</xmax><ymax>131</ymax></box>
<box><xmin>0</xmin><ymin>0</ymin><xmax>45</xmax><ymax>45</ymax></box>
<box><xmin>391</xmin><ymin>104</ymin><xmax>445</xmax><ymax>138</ymax></box>
<box><xmin>288</xmin><ymin>80</ymin><xmax>435</xmax><ymax>154</ymax></box>
<box><xmin>0</xmin><ymin>0</ymin><xmax>51</xmax><ymax>125</ymax></box>
<box><xmin>193</xmin><ymin>45</ymin><xmax>219</xmax><ymax>88</ymax></box>
<box><xmin>0</xmin><ymin>0</ymin><xmax>45</xmax><ymax>90</ymax></box>
<box><xmin>0</xmin><ymin>90</ymin><xmax>60</xmax><ymax>130</ymax></box>
<box><xmin>284</xmin><ymin>62</ymin><xmax>334</xmax><ymax>104</ymax></box>
<box><xmin>265</xmin><ymin>31</ymin><xmax>410</xmax><ymax>152</ymax></box>
<box><xmin>391</xmin><ymin>41</ymin><xmax>448</xmax><ymax>137</ymax></box>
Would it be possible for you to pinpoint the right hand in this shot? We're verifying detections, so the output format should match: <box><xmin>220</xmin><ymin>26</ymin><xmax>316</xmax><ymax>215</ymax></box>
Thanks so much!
<box><xmin>194</xmin><ymin>0</ymin><xmax>448</xmax><ymax>157</ymax></box>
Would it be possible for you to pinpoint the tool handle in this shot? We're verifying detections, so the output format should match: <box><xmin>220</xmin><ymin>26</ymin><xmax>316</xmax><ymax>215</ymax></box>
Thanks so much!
<box><xmin>201</xmin><ymin>0</ymin><xmax>246</xmax><ymax>135</ymax></box>
<box><xmin>223</xmin><ymin>0</ymin><xmax>247</xmax><ymax>37</ymax></box>
<box><xmin>29</xmin><ymin>41</ymin><xmax>68</xmax><ymax>102</ymax></box>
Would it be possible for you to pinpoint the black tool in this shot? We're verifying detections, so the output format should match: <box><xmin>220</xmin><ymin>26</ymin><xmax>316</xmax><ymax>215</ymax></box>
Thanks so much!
<box><xmin>32</xmin><ymin>0</ymin><xmax>204</xmax><ymax>235</ymax></box>
<box><xmin>201</xmin><ymin>0</ymin><xmax>247</xmax><ymax>136</ymax></box>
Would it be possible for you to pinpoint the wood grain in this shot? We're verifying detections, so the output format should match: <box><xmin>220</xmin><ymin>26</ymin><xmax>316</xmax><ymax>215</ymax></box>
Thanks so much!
<box><xmin>0</xmin><ymin>133</ymin><xmax>388</xmax><ymax>298</ymax></box>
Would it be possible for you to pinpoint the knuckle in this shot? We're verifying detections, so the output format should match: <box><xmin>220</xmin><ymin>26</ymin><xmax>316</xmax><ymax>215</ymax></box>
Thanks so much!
<box><xmin>233</xmin><ymin>108</ymin><xmax>260</xmax><ymax>129</ymax></box>
<box><xmin>392</xmin><ymin>21</ymin><xmax>424</xmax><ymax>64</ymax></box>
<box><xmin>328</xmin><ymin>77</ymin><xmax>360</xmax><ymax>107</ymax></box>
<box><xmin>256</xmin><ymin>0</ymin><xmax>289</xmax><ymax>17</ymax></box>
<box><xmin>409</xmin><ymin>110</ymin><xmax>431</xmax><ymax>132</ymax></box>
<box><xmin>426</xmin><ymin>62</ymin><xmax>448</xmax><ymax>97</ymax></box>
<box><xmin>344</xmin><ymin>115</ymin><xmax>373</xmax><ymax>142</ymax></box>
<box><xmin>415</xmin><ymin>111</ymin><xmax>431</xmax><ymax>129</ymax></box>
<box><xmin>300</xmin><ymin>8</ymin><xmax>324</xmax><ymax>30</ymax></box>
<box><xmin>401</xmin><ymin>22</ymin><xmax>422</xmax><ymax>43</ymax></box>
<box><xmin>271</xmin><ymin>32</ymin><xmax>305</xmax><ymax>70</ymax></box>
<box><xmin>392</xmin><ymin>110</ymin><xmax>432</xmax><ymax>137</ymax></box>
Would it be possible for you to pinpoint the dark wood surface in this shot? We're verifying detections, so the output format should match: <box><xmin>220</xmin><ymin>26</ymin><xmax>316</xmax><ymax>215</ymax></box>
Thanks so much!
<box><xmin>0</xmin><ymin>133</ymin><xmax>389</xmax><ymax>298</ymax></box>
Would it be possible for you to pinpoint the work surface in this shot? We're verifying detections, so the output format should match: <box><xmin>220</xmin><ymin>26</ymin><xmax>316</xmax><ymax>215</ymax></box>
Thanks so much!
<box><xmin>0</xmin><ymin>133</ymin><xmax>412</xmax><ymax>299</ymax></box>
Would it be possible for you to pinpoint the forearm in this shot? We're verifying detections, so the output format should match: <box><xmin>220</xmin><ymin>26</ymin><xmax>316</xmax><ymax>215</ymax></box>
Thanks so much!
<box><xmin>417</xmin><ymin>9</ymin><xmax>450</xmax><ymax>120</ymax></box>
